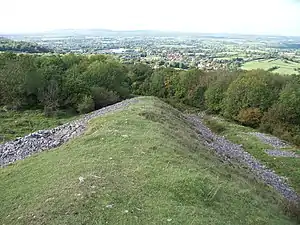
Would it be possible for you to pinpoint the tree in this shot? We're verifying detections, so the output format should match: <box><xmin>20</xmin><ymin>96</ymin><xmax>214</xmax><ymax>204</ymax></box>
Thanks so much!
<box><xmin>91</xmin><ymin>87</ymin><xmax>120</xmax><ymax>109</ymax></box>
<box><xmin>174</xmin><ymin>69</ymin><xmax>211</xmax><ymax>107</ymax></box>
<box><xmin>223</xmin><ymin>70</ymin><xmax>285</xmax><ymax>120</ymax></box>
<box><xmin>77</xmin><ymin>95</ymin><xmax>95</xmax><ymax>114</ymax></box>
<box><xmin>82</xmin><ymin>60</ymin><xmax>130</xmax><ymax>98</ymax></box>
<box><xmin>60</xmin><ymin>64</ymin><xmax>90</xmax><ymax>108</ymax></box>
<box><xmin>205</xmin><ymin>71</ymin><xmax>240</xmax><ymax>113</ymax></box>
<box><xmin>0</xmin><ymin>54</ymin><xmax>33</xmax><ymax>108</ymax></box>
<box><xmin>41</xmin><ymin>79</ymin><xmax>60</xmax><ymax>116</ymax></box>
<box><xmin>276</xmin><ymin>82</ymin><xmax>300</xmax><ymax>124</ymax></box>
<box><xmin>128</xmin><ymin>63</ymin><xmax>153</xmax><ymax>94</ymax></box>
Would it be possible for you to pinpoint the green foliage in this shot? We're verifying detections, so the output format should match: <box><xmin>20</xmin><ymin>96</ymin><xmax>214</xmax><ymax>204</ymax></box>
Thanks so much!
<box><xmin>260</xmin><ymin>105</ymin><xmax>300</xmax><ymax>146</ymax></box>
<box><xmin>129</xmin><ymin>63</ymin><xmax>153</xmax><ymax>94</ymax></box>
<box><xmin>147</xmin><ymin>68</ymin><xmax>178</xmax><ymax>98</ymax></box>
<box><xmin>0</xmin><ymin>53</ymin><xmax>130</xmax><ymax>115</ymax></box>
<box><xmin>1</xmin><ymin>52</ymin><xmax>300</xmax><ymax>146</ymax></box>
<box><xmin>277</xmin><ymin>82</ymin><xmax>300</xmax><ymax>124</ymax></box>
<box><xmin>258</xmin><ymin>78</ymin><xmax>300</xmax><ymax>145</ymax></box>
<box><xmin>172</xmin><ymin>69</ymin><xmax>212</xmax><ymax>108</ymax></box>
<box><xmin>223</xmin><ymin>70</ymin><xmax>284</xmax><ymax>119</ymax></box>
<box><xmin>77</xmin><ymin>95</ymin><xmax>95</xmax><ymax>114</ymax></box>
<box><xmin>205</xmin><ymin>71</ymin><xmax>240</xmax><ymax>113</ymax></box>
<box><xmin>91</xmin><ymin>87</ymin><xmax>120</xmax><ymax>109</ymax></box>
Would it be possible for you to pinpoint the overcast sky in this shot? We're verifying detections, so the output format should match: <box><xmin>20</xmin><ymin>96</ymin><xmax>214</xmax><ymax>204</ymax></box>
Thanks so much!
<box><xmin>1</xmin><ymin>0</ymin><xmax>300</xmax><ymax>35</ymax></box>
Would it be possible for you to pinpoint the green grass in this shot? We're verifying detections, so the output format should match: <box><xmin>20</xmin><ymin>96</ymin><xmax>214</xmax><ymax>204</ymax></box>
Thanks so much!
<box><xmin>202</xmin><ymin>115</ymin><xmax>300</xmax><ymax>194</ymax></box>
<box><xmin>0</xmin><ymin>97</ymin><xmax>298</xmax><ymax>225</ymax></box>
<box><xmin>0</xmin><ymin>109</ymin><xmax>76</xmax><ymax>143</ymax></box>
<box><xmin>242</xmin><ymin>59</ymin><xmax>300</xmax><ymax>75</ymax></box>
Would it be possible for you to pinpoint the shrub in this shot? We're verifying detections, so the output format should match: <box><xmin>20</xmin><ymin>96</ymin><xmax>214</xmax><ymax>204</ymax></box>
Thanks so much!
<box><xmin>91</xmin><ymin>87</ymin><xmax>120</xmax><ymax>109</ymax></box>
<box><xmin>204</xmin><ymin>116</ymin><xmax>227</xmax><ymax>134</ymax></box>
<box><xmin>77</xmin><ymin>95</ymin><xmax>95</xmax><ymax>114</ymax></box>
<box><xmin>236</xmin><ymin>108</ymin><xmax>262</xmax><ymax>128</ymax></box>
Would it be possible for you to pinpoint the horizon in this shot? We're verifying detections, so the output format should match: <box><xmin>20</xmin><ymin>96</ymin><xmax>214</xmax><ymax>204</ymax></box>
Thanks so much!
<box><xmin>3</xmin><ymin>28</ymin><xmax>300</xmax><ymax>38</ymax></box>
<box><xmin>1</xmin><ymin>0</ymin><xmax>300</xmax><ymax>36</ymax></box>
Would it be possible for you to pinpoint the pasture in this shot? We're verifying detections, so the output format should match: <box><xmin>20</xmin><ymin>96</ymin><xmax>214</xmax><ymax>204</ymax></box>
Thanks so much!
<box><xmin>242</xmin><ymin>59</ymin><xmax>300</xmax><ymax>75</ymax></box>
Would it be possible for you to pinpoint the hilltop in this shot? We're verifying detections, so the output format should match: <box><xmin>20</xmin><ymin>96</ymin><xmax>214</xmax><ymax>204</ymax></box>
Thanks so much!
<box><xmin>0</xmin><ymin>97</ymin><xmax>298</xmax><ymax>225</ymax></box>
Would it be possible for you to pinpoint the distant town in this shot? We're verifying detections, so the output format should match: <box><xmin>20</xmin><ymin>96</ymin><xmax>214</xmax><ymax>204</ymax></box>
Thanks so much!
<box><xmin>2</xmin><ymin>29</ymin><xmax>300</xmax><ymax>74</ymax></box>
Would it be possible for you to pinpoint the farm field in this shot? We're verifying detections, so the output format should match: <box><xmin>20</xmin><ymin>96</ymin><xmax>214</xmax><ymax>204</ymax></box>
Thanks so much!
<box><xmin>242</xmin><ymin>59</ymin><xmax>300</xmax><ymax>75</ymax></box>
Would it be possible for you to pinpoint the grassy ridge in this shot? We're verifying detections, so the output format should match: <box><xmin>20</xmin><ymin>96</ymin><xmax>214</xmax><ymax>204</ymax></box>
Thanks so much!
<box><xmin>0</xmin><ymin>97</ymin><xmax>297</xmax><ymax>224</ymax></box>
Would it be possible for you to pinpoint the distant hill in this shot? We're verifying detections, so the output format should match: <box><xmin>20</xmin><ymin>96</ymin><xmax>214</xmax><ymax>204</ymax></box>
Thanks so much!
<box><xmin>0</xmin><ymin>37</ymin><xmax>52</xmax><ymax>53</ymax></box>
<box><xmin>3</xmin><ymin>29</ymin><xmax>300</xmax><ymax>40</ymax></box>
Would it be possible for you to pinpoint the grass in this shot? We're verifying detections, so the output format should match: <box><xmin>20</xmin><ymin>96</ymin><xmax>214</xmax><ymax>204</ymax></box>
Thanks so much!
<box><xmin>242</xmin><ymin>59</ymin><xmax>300</xmax><ymax>75</ymax></box>
<box><xmin>0</xmin><ymin>109</ymin><xmax>76</xmax><ymax>143</ymax></box>
<box><xmin>202</xmin><ymin>115</ymin><xmax>300</xmax><ymax>194</ymax></box>
<box><xmin>0</xmin><ymin>97</ymin><xmax>298</xmax><ymax>224</ymax></box>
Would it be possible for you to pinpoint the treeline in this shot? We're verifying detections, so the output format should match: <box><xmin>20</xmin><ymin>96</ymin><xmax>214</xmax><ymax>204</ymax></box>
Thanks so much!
<box><xmin>0</xmin><ymin>38</ymin><xmax>52</xmax><ymax>53</ymax></box>
<box><xmin>1</xmin><ymin>52</ymin><xmax>300</xmax><ymax>145</ymax></box>
<box><xmin>0</xmin><ymin>53</ymin><xmax>131</xmax><ymax>115</ymax></box>
<box><xmin>205</xmin><ymin>70</ymin><xmax>300</xmax><ymax>144</ymax></box>
<box><xmin>129</xmin><ymin>63</ymin><xmax>300</xmax><ymax>146</ymax></box>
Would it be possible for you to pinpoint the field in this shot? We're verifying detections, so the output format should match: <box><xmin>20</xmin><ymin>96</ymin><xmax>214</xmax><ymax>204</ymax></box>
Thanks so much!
<box><xmin>0</xmin><ymin>97</ymin><xmax>297</xmax><ymax>225</ymax></box>
<box><xmin>242</xmin><ymin>59</ymin><xmax>300</xmax><ymax>75</ymax></box>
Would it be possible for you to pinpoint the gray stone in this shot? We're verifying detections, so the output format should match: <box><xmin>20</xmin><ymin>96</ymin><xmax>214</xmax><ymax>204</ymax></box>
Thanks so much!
<box><xmin>0</xmin><ymin>98</ymin><xmax>139</xmax><ymax>167</ymax></box>
<box><xmin>265</xmin><ymin>149</ymin><xmax>299</xmax><ymax>158</ymax></box>
<box><xmin>186</xmin><ymin>115</ymin><xmax>299</xmax><ymax>202</ymax></box>
<box><xmin>249</xmin><ymin>132</ymin><xmax>291</xmax><ymax>148</ymax></box>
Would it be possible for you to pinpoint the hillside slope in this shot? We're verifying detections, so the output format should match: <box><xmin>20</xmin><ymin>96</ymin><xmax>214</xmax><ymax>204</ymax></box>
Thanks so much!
<box><xmin>0</xmin><ymin>97</ymin><xmax>297</xmax><ymax>225</ymax></box>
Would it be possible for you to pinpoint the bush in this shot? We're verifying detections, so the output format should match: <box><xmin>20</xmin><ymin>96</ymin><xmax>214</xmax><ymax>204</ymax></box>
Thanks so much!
<box><xmin>91</xmin><ymin>87</ymin><xmax>120</xmax><ymax>109</ymax></box>
<box><xmin>77</xmin><ymin>95</ymin><xmax>95</xmax><ymax>114</ymax></box>
<box><xmin>204</xmin><ymin>116</ymin><xmax>227</xmax><ymax>134</ymax></box>
<box><xmin>236</xmin><ymin>108</ymin><xmax>262</xmax><ymax>128</ymax></box>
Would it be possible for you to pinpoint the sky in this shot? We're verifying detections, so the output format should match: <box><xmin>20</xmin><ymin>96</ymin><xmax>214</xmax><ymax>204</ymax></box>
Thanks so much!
<box><xmin>1</xmin><ymin>0</ymin><xmax>300</xmax><ymax>36</ymax></box>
